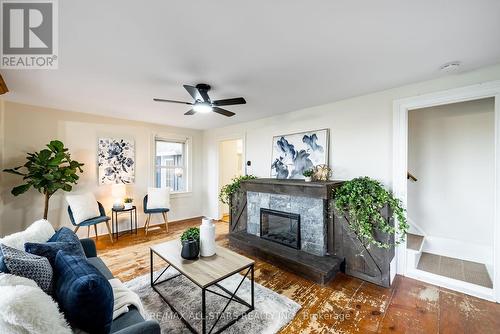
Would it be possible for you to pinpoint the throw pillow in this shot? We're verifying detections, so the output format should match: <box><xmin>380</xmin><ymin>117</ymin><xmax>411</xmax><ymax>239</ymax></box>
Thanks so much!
<box><xmin>66</xmin><ymin>193</ymin><xmax>100</xmax><ymax>224</ymax></box>
<box><xmin>50</xmin><ymin>226</ymin><xmax>86</xmax><ymax>254</ymax></box>
<box><xmin>147</xmin><ymin>187</ymin><xmax>170</xmax><ymax>209</ymax></box>
<box><xmin>0</xmin><ymin>273</ymin><xmax>71</xmax><ymax>334</ymax></box>
<box><xmin>0</xmin><ymin>244</ymin><xmax>53</xmax><ymax>294</ymax></box>
<box><xmin>25</xmin><ymin>241</ymin><xmax>85</xmax><ymax>266</ymax></box>
<box><xmin>0</xmin><ymin>219</ymin><xmax>55</xmax><ymax>250</ymax></box>
<box><xmin>54</xmin><ymin>251</ymin><xmax>114</xmax><ymax>334</ymax></box>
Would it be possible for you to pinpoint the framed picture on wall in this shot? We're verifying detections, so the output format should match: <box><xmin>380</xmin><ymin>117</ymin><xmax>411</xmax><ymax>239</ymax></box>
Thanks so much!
<box><xmin>98</xmin><ymin>138</ymin><xmax>135</xmax><ymax>184</ymax></box>
<box><xmin>270</xmin><ymin>129</ymin><xmax>329</xmax><ymax>179</ymax></box>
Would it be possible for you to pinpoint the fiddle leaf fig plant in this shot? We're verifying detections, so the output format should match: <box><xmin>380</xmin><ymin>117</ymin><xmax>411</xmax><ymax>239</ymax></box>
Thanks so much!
<box><xmin>333</xmin><ymin>177</ymin><xmax>409</xmax><ymax>249</ymax></box>
<box><xmin>219</xmin><ymin>174</ymin><xmax>257</xmax><ymax>205</ymax></box>
<box><xmin>3</xmin><ymin>140</ymin><xmax>84</xmax><ymax>220</ymax></box>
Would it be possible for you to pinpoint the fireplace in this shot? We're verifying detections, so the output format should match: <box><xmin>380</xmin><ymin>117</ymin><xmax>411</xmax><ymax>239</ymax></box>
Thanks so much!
<box><xmin>260</xmin><ymin>208</ymin><xmax>301</xmax><ymax>249</ymax></box>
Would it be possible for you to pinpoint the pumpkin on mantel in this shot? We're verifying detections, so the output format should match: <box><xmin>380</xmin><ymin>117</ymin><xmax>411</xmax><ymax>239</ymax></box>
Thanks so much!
<box><xmin>0</xmin><ymin>74</ymin><xmax>8</xmax><ymax>95</ymax></box>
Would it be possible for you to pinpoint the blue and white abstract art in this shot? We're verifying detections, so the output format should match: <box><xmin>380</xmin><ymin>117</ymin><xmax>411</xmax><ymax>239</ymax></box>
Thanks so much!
<box><xmin>98</xmin><ymin>138</ymin><xmax>135</xmax><ymax>184</ymax></box>
<box><xmin>271</xmin><ymin>129</ymin><xmax>329</xmax><ymax>179</ymax></box>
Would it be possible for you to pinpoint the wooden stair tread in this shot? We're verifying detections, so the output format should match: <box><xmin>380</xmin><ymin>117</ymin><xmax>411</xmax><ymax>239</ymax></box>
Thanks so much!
<box><xmin>407</xmin><ymin>233</ymin><xmax>424</xmax><ymax>251</ymax></box>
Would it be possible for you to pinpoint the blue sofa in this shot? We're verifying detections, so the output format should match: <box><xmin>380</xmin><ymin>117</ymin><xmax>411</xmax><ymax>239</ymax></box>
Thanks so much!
<box><xmin>79</xmin><ymin>238</ymin><xmax>160</xmax><ymax>334</ymax></box>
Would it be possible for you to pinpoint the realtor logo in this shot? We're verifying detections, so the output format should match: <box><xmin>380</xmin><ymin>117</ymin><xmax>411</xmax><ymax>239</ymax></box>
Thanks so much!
<box><xmin>1</xmin><ymin>0</ymin><xmax>58</xmax><ymax>69</ymax></box>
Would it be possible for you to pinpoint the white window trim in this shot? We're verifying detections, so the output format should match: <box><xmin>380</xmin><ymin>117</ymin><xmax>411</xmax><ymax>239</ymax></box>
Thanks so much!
<box><xmin>151</xmin><ymin>133</ymin><xmax>193</xmax><ymax>198</ymax></box>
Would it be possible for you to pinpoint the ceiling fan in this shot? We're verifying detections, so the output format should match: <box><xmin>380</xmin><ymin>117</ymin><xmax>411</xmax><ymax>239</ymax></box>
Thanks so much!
<box><xmin>153</xmin><ymin>83</ymin><xmax>246</xmax><ymax>117</ymax></box>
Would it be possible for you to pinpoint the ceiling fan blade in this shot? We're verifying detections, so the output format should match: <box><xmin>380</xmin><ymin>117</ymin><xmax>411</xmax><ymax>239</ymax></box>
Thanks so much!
<box><xmin>183</xmin><ymin>85</ymin><xmax>203</xmax><ymax>101</ymax></box>
<box><xmin>212</xmin><ymin>97</ymin><xmax>246</xmax><ymax>106</ymax></box>
<box><xmin>184</xmin><ymin>109</ymin><xmax>196</xmax><ymax>115</ymax></box>
<box><xmin>153</xmin><ymin>98</ymin><xmax>193</xmax><ymax>105</ymax></box>
<box><xmin>199</xmin><ymin>89</ymin><xmax>211</xmax><ymax>102</ymax></box>
<box><xmin>213</xmin><ymin>107</ymin><xmax>235</xmax><ymax>117</ymax></box>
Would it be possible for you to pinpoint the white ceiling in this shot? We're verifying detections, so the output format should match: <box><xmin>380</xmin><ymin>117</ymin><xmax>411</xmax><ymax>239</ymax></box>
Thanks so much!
<box><xmin>2</xmin><ymin>0</ymin><xmax>500</xmax><ymax>129</ymax></box>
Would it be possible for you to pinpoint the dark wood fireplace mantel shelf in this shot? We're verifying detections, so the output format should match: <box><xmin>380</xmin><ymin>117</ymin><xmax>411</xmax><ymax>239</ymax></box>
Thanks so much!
<box><xmin>242</xmin><ymin>178</ymin><xmax>343</xmax><ymax>199</ymax></box>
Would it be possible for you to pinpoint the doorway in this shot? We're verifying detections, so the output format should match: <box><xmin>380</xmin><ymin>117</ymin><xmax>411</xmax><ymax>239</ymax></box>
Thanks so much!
<box><xmin>393</xmin><ymin>80</ymin><xmax>500</xmax><ymax>302</ymax></box>
<box><xmin>218</xmin><ymin>139</ymin><xmax>243</xmax><ymax>222</ymax></box>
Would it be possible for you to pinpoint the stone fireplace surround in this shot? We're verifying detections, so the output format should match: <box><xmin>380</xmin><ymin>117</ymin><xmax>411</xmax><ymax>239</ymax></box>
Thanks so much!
<box><xmin>247</xmin><ymin>191</ymin><xmax>326</xmax><ymax>256</ymax></box>
<box><xmin>229</xmin><ymin>178</ymin><xmax>344</xmax><ymax>284</ymax></box>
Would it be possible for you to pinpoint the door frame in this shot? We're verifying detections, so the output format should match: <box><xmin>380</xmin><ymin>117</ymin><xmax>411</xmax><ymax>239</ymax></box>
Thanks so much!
<box><xmin>216</xmin><ymin>134</ymin><xmax>246</xmax><ymax>220</ymax></box>
<box><xmin>393</xmin><ymin>80</ymin><xmax>500</xmax><ymax>302</ymax></box>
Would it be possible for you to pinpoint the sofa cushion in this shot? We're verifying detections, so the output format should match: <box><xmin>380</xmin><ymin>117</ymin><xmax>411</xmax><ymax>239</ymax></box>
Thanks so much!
<box><xmin>54</xmin><ymin>251</ymin><xmax>114</xmax><ymax>334</ymax></box>
<box><xmin>110</xmin><ymin>307</ymin><xmax>145</xmax><ymax>333</ymax></box>
<box><xmin>0</xmin><ymin>219</ymin><xmax>55</xmax><ymax>250</ymax></box>
<box><xmin>25</xmin><ymin>241</ymin><xmax>85</xmax><ymax>266</ymax></box>
<box><xmin>0</xmin><ymin>244</ymin><xmax>53</xmax><ymax>294</ymax></box>
<box><xmin>87</xmin><ymin>257</ymin><xmax>114</xmax><ymax>280</ymax></box>
<box><xmin>66</xmin><ymin>193</ymin><xmax>100</xmax><ymax>224</ymax></box>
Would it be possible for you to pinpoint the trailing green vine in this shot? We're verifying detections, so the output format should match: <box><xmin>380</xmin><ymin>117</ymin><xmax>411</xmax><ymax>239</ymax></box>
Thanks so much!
<box><xmin>333</xmin><ymin>177</ymin><xmax>409</xmax><ymax>249</ymax></box>
<box><xmin>219</xmin><ymin>175</ymin><xmax>257</xmax><ymax>205</ymax></box>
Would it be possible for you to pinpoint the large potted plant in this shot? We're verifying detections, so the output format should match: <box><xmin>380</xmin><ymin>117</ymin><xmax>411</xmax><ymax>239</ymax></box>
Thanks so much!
<box><xmin>3</xmin><ymin>140</ymin><xmax>84</xmax><ymax>220</ymax></box>
<box><xmin>333</xmin><ymin>177</ymin><xmax>408</xmax><ymax>287</ymax></box>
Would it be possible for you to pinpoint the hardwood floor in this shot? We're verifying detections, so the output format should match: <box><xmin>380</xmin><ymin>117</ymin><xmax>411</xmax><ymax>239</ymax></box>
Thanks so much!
<box><xmin>95</xmin><ymin>218</ymin><xmax>500</xmax><ymax>333</ymax></box>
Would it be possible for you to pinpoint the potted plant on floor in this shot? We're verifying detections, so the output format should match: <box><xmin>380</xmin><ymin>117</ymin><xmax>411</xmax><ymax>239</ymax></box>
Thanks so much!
<box><xmin>180</xmin><ymin>227</ymin><xmax>200</xmax><ymax>260</ymax></box>
<box><xmin>3</xmin><ymin>140</ymin><xmax>84</xmax><ymax>220</ymax></box>
<box><xmin>303</xmin><ymin>169</ymin><xmax>314</xmax><ymax>182</ymax></box>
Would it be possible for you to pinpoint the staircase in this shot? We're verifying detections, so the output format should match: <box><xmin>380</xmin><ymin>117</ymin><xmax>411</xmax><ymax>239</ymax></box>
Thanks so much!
<box><xmin>405</xmin><ymin>232</ymin><xmax>494</xmax><ymax>300</ymax></box>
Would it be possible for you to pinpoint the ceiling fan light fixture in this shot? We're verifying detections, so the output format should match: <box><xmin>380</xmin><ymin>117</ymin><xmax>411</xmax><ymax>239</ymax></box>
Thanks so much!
<box><xmin>193</xmin><ymin>102</ymin><xmax>212</xmax><ymax>113</ymax></box>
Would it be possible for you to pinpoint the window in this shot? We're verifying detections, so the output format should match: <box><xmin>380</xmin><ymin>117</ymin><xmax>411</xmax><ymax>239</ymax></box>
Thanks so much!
<box><xmin>155</xmin><ymin>139</ymin><xmax>187</xmax><ymax>192</ymax></box>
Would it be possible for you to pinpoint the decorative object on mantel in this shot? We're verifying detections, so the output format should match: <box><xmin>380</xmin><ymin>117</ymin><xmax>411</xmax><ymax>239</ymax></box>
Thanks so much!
<box><xmin>333</xmin><ymin>177</ymin><xmax>409</xmax><ymax>249</ymax></box>
<box><xmin>271</xmin><ymin>129</ymin><xmax>329</xmax><ymax>179</ymax></box>
<box><xmin>302</xmin><ymin>169</ymin><xmax>314</xmax><ymax>182</ymax></box>
<box><xmin>312</xmin><ymin>164</ymin><xmax>332</xmax><ymax>181</ymax></box>
<box><xmin>219</xmin><ymin>174</ymin><xmax>257</xmax><ymax>205</ymax></box>
<box><xmin>180</xmin><ymin>227</ymin><xmax>200</xmax><ymax>260</ymax></box>
<box><xmin>123</xmin><ymin>197</ymin><xmax>133</xmax><ymax>210</ymax></box>
<box><xmin>0</xmin><ymin>73</ymin><xmax>8</xmax><ymax>95</ymax></box>
<box><xmin>98</xmin><ymin>138</ymin><xmax>135</xmax><ymax>184</ymax></box>
<box><xmin>3</xmin><ymin>140</ymin><xmax>84</xmax><ymax>219</ymax></box>
<box><xmin>199</xmin><ymin>217</ymin><xmax>216</xmax><ymax>257</ymax></box>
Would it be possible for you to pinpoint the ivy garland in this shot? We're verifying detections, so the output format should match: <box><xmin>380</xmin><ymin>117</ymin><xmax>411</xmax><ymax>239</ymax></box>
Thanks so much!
<box><xmin>333</xmin><ymin>177</ymin><xmax>409</xmax><ymax>249</ymax></box>
<box><xmin>219</xmin><ymin>175</ymin><xmax>257</xmax><ymax>205</ymax></box>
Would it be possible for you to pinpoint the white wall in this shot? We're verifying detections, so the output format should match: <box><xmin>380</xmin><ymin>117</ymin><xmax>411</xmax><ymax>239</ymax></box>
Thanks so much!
<box><xmin>202</xmin><ymin>64</ymin><xmax>500</xmax><ymax>218</ymax></box>
<box><xmin>218</xmin><ymin>139</ymin><xmax>243</xmax><ymax>217</ymax></box>
<box><xmin>0</xmin><ymin>102</ymin><xmax>203</xmax><ymax>237</ymax></box>
<box><xmin>408</xmin><ymin>98</ymin><xmax>494</xmax><ymax>251</ymax></box>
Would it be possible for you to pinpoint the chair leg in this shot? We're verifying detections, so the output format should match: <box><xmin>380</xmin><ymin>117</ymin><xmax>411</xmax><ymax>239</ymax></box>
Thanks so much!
<box><xmin>74</xmin><ymin>225</ymin><xmax>80</xmax><ymax>234</ymax></box>
<box><xmin>145</xmin><ymin>214</ymin><xmax>151</xmax><ymax>235</ymax></box>
<box><xmin>162</xmin><ymin>212</ymin><xmax>168</xmax><ymax>233</ymax></box>
<box><xmin>94</xmin><ymin>224</ymin><xmax>98</xmax><ymax>240</ymax></box>
<box><xmin>104</xmin><ymin>221</ymin><xmax>113</xmax><ymax>244</ymax></box>
<box><xmin>87</xmin><ymin>226</ymin><xmax>90</xmax><ymax>238</ymax></box>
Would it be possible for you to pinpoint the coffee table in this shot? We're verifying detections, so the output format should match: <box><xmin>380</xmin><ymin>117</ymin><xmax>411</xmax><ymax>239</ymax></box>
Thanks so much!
<box><xmin>150</xmin><ymin>240</ymin><xmax>255</xmax><ymax>334</ymax></box>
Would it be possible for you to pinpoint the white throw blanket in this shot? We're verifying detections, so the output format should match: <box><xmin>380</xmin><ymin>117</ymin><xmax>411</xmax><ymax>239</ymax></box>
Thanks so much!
<box><xmin>109</xmin><ymin>278</ymin><xmax>145</xmax><ymax>320</ymax></box>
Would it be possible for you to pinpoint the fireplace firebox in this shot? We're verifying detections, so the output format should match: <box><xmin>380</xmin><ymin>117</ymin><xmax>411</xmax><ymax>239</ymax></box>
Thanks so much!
<box><xmin>260</xmin><ymin>208</ymin><xmax>301</xmax><ymax>249</ymax></box>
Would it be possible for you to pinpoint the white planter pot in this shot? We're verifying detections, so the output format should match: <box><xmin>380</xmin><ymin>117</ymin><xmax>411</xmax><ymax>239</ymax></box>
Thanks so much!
<box><xmin>304</xmin><ymin>176</ymin><xmax>312</xmax><ymax>182</ymax></box>
<box><xmin>200</xmin><ymin>217</ymin><xmax>216</xmax><ymax>257</ymax></box>
<box><xmin>124</xmin><ymin>203</ymin><xmax>133</xmax><ymax>210</ymax></box>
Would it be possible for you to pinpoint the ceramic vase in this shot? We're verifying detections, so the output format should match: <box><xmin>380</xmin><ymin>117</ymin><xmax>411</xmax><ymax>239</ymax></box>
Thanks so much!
<box><xmin>200</xmin><ymin>217</ymin><xmax>216</xmax><ymax>257</ymax></box>
<box><xmin>304</xmin><ymin>176</ymin><xmax>312</xmax><ymax>182</ymax></box>
<box><xmin>181</xmin><ymin>238</ymin><xmax>199</xmax><ymax>260</ymax></box>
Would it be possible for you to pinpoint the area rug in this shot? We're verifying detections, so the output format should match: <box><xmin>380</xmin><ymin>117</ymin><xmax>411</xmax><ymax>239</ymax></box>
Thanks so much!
<box><xmin>125</xmin><ymin>267</ymin><xmax>300</xmax><ymax>333</ymax></box>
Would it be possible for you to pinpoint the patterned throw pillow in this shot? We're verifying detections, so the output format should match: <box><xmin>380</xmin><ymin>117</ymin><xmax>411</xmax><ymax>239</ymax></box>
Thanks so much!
<box><xmin>0</xmin><ymin>244</ymin><xmax>53</xmax><ymax>294</ymax></box>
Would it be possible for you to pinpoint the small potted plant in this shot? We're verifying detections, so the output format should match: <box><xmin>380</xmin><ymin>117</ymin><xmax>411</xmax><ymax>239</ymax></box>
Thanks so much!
<box><xmin>124</xmin><ymin>197</ymin><xmax>133</xmax><ymax>210</ymax></box>
<box><xmin>180</xmin><ymin>227</ymin><xmax>200</xmax><ymax>260</ymax></box>
<box><xmin>303</xmin><ymin>169</ymin><xmax>314</xmax><ymax>182</ymax></box>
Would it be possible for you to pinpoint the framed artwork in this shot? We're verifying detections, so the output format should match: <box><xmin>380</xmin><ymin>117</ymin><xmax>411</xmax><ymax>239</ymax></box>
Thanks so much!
<box><xmin>98</xmin><ymin>138</ymin><xmax>135</xmax><ymax>184</ymax></box>
<box><xmin>270</xmin><ymin>129</ymin><xmax>329</xmax><ymax>179</ymax></box>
